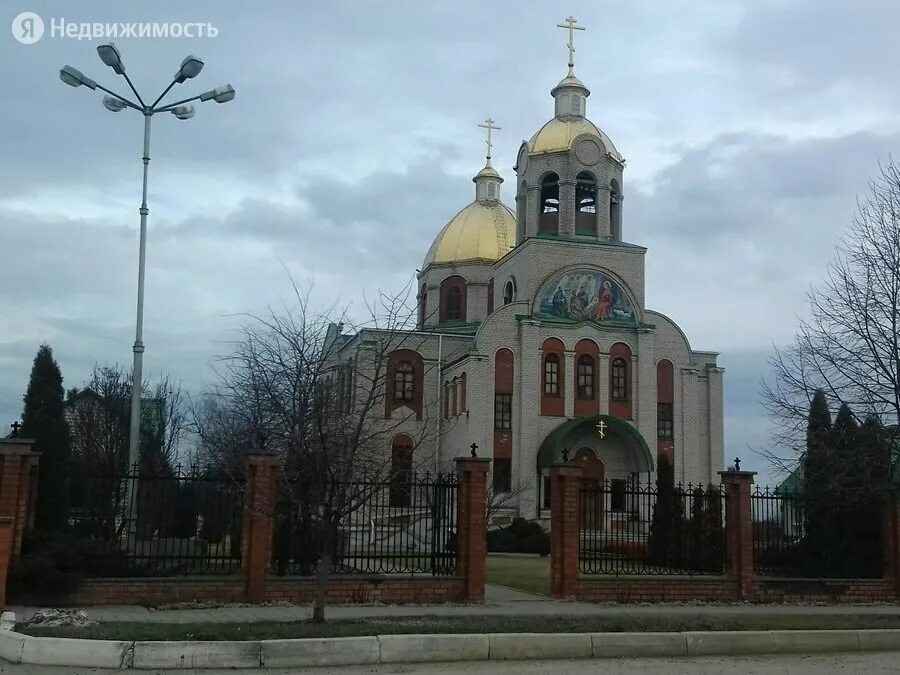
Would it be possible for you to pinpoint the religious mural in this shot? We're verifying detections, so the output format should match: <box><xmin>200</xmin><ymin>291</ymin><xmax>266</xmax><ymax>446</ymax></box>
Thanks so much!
<box><xmin>537</xmin><ymin>269</ymin><xmax>636</xmax><ymax>322</ymax></box>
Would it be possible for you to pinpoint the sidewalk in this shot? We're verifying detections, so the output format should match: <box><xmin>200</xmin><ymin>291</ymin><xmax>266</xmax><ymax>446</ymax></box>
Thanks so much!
<box><xmin>7</xmin><ymin>585</ymin><xmax>900</xmax><ymax>625</ymax></box>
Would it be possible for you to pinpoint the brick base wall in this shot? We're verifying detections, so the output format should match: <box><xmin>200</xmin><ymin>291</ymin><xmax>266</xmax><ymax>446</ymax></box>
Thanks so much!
<box><xmin>59</xmin><ymin>575</ymin><xmax>465</xmax><ymax>607</ymax></box>
<box><xmin>576</xmin><ymin>575</ymin><xmax>900</xmax><ymax>604</ymax></box>
<box><xmin>265</xmin><ymin>576</ymin><xmax>465</xmax><ymax>604</ymax></box>
<box><xmin>756</xmin><ymin>578</ymin><xmax>897</xmax><ymax>604</ymax></box>
<box><xmin>577</xmin><ymin>576</ymin><xmax>739</xmax><ymax>603</ymax></box>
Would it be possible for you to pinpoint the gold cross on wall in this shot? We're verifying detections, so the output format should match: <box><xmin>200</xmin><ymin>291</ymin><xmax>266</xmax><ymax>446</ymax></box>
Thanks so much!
<box><xmin>556</xmin><ymin>15</ymin><xmax>586</xmax><ymax>74</ymax></box>
<box><xmin>477</xmin><ymin>118</ymin><xmax>501</xmax><ymax>162</ymax></box>
<box><xmin>596</xmin><ymin>419</ymin><xmax>607</xmax><ymax>439</ymax></box>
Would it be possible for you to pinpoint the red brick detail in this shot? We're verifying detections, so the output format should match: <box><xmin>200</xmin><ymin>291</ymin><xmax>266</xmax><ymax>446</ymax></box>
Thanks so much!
<box><xmin>455</xmin><ymin>457</ymin><xmax>490</xmax><ymax>602</ymax></box>
<box><xmin>493</xmin><ymin>349</ymin><xmax>514</xmax><ymax>460</ymax></box>
<box><xmin>385</xmin><ymin>349</ymin><xmax>424</xmax><ymax>420</ymax></box>
<box><xmin>574</xmin><ymin>339</ymin><xmax>600</xmax><ymax>418</ymax></box>
<box><xmin>242</xmin><ymin>454</ymin><xmax>278</xmax><ymax>604</ymax></box>
<box><xmin>541</xmin><ymin>338</ymin><xmax>565</xmax><ymax>417</ymax></box>
<box><xmin>578</xmin><ymin>577</ymin><xmax>739</xmax><ymax>603</ymax></box>
<box><xmin>656</xmin><ymin>359</ymin><xmax>675</xmax><ymax>460</ymax></box>
<box><xmin>549</xmin><ymin>464</ymin><xmax>582</xmax><ymax>599</ymax></box>
<box><xmin>61</xmin><ymin>575</ymin><xmax>466</xmax><ymax>607</ymax></box>
<box><xmin>0</xmin><ymin>441</ymin><xmax>40</xmax><ymax>562</ymax></box>
<box><xmin>720</xmin><ymin>470</ymin><xmax>756</xmax><ymax>601</ymax></box>
<box><xmin>884</xmin><ymin>494</ymin><xmax>900</xmax><ymax>596</ymax></box>
<box><xmin>608</xmin><ymin>342</ymin><xmax>632</xmax><ymax>420</ymax></box>
<box><xmin>439</xmin><ymin>276</ymin><xmax>467</xmax><ymax>323</ymax></box>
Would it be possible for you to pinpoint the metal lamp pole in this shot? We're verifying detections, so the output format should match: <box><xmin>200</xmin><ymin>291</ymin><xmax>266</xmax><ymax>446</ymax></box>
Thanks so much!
<box><xmin>59</xmin><ymin>46</ymin><xmax>235</xmax><ymax>475</ymax></box>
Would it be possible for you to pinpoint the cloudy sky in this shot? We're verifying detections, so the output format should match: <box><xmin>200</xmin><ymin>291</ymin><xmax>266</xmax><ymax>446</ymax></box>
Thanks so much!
<box><xmin>3</xmin><ymin>0</ymin><xmax>898</xmax><ymax>483</ymax></box>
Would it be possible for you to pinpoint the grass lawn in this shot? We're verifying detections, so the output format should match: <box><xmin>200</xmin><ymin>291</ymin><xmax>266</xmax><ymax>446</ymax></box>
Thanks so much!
<box><xmin>20</xmin><ymin>613</ymin><xmax>900</xmax><ymax>642</ymax></box>
<box><xmin>485</xmin><ymin>554</ymin><xmax>550</xmax><ymax>595</ymax></box>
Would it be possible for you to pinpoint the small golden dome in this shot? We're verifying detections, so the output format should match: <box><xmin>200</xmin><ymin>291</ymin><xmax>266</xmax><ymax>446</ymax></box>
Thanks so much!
<box><xmin>423</xmin><ymin>200</ymin><xmax>515</xmax><ymax>267</ymax></box>
<box><xmin>528</xmin><ymin>117</ymin><xmax>622</xmax><ymax>161</ymax></box>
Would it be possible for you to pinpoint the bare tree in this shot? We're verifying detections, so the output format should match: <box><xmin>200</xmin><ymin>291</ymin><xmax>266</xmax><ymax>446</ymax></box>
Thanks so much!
<box><xmin>68</xmin><ymin>364</ymin><xmax>188</xmax><ymax>472</ymax></box>
<box><xmin>762</xmin><ymin>159</ymin><xmax>900</xmax><ymax>474</ymax></box>
<box><xmin>196</xmin><ymin>281</ymin><xmax>447</xmax><ymax>621</ymax></box>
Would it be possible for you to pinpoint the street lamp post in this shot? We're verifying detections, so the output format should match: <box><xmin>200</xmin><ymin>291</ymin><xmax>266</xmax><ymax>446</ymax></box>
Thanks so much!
<box><xmin>60</xmin><ymin>46</ymin><xmax>235</xmax><ymax>478</ymax></box>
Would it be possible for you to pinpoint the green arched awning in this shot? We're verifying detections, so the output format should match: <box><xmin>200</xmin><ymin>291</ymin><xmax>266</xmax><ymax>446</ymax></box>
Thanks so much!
<box><xmin>536</xmin><ymin>415</ymin><xmax>655</xmax><ymax>472</ymax></box>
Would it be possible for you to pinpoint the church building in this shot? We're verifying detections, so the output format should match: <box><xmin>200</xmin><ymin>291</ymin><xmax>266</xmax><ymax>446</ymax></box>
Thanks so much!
<box><xmin>329</xmin><ymin>19</ymin><xmax>724</xmax><ymax>522</ymax></box>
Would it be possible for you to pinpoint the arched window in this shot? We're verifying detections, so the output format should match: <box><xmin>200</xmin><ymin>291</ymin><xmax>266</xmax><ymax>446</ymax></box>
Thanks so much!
<box><xmin>459</xmin><ymin>372</ymin><xmax>467</xmax><ymax>414</ymax></box>
<box><xmin>446</xmin><ymin>286</ymin><xmax>461</xmax><ymax>320</ymax></box>
<box><xmin>539</xmin><ymin>173</ymin><xmax>560</xmax><ymax>234</ymax></box>
<box><xmin>577</xmin><ymin>354</ymin><xmax>595</xmax><ymax>399</ymax></box>
<box><xmin>487</xmin><ymin>278</ymin><xmax>494</xmax><ymax>314</ymax></box>
<box><xmin>610</xmin><ymin>178</ymin><xmax>622</xmax><ymax>240</ymax></box>
<box><xmin>657</xmin><ymin>359</ymin><xmax>675</xmax><ymax>460</ymax></box>
<box><xmin>386</xmin><ymin>349</ymin><xmax>424</xmax><ymax>420</ymax></box>
<box><xmin>543</xmin><ymin>354</ymin><xmax>560</xmax><ymax>396</ymax></box>
<box><xmin>394</xmin><ymin>361</ymin><xmax>414</xmax><ymax>401</ymax></box>
<box><xmin>494</xmin><ymin>349</ymin><xmax>514</xmax><ymax>461</ymax></box>
<box><xmin>609</xmin><ymin>342</ymin><xmax>633</xmax><ymax>419</ymax></box>
<box><xmin>440</xmin><ymin>276</ymin><xmax>467</xmax><ymax>323</ymax></box>
<box><xmin>450</xmin><ymin>376</ymin><xmax>458</xmax><ymax>416</ymax></box>
<box><xmin>418</xmin><ymin>283</ymin><xmax>427</xmax><ymax>328</ymax></box>
<box><xmin>518</xmin><ymin>180</ymin><xmax>527</xmax><ymax>241</ymax></box>
<box><xmin>541</xmin><ymin>338</ymin><xmax>565</xmax><ymax>416</ymax></box>
<box><xmin>611</xmin><ymin>359</ymin><xmax>628</xmax><ymax>400</ymax></box>
<box><xmin>503</xmin><ymin>279</ymin><xmax>515</xmax><ymax>305</ymax></box>
<box><xmin>389</xmin><ymin>435</ymin><xmax>414</xmax><ymax>507</ymax></box>
<box><xmin>576</xmin><ymin>171</ymin><xmax>597</xmax><ymax>236</ymax></box>
<box><xmin>574</xmin><ymin>338</ymin><xmax>600</xmax><ymax>416</ymax></box>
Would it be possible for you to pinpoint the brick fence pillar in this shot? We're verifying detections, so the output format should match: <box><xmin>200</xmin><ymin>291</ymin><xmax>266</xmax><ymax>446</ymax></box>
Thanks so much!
<box><xmin>455</xmin><ymin>456</ymin><xmax>490</xmax><ymax>602</ymax></box>
<box><xmin>242</xmin><ymin>452</ymin><xmax>279</xmax><ymax>604</ymax></box>
<box><xmin>549</xmin><ymin>462</ymin><xmax>583</xmax><ymax>599</ymax></box>
<box><xmin>0</xmin><ymin>518</ymin><xmax>13</xmax><ymax>608</ymax></box>
<box><xmin>719</xmin><ymin>468</ymin><xmax>757</xmax><ymax>601</ymax></box>
<box><xmin>884</xmin><ymin>493</ymin><xmax>900</xmax><ymax>597</ymax></box>
<box><xmin>0</xmin><ymin>438</ymin><xmax>40</xmax><ymax>562</ymax></box>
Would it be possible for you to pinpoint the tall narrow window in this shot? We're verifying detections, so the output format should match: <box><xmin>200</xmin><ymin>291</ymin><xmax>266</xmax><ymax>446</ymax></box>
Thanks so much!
<box><xmin>450</xmin><ymin>377</ymin><xmax>458</xmax><ymax>416</ymax></box>
<box><xmin>658</xmin><ymin>403</ymin><xmax>674</xmax><ymax>440</ymax></box>
<box><xmin>611</xmin><ymin>358</ymin><xmax>628</xmax><ymax>400</ymax></box>
<box><xmin>610</xmin><ymin>178</ymin><xmax>622</xmax><ymax>240</ymax></box>
<box><xmin>445</xmin><ymin>286</ymin><xmax>462</xmax><ymax>321</ymax></box>
<box><xmin>576</xmin><ymin>171</ymin><xmax>597</xmax><ymax>235</ymax></box>
<box><xmin>543</xmin><ymin>354</ymin><xmax>560</xmax><ymax>396</ymax></box>
<box><xmin>418</xmin><ymin>284</ymin><xmax>427</xmax><ymax>328</ymax></box>
<box><xmin>503</xmin><ymin>279</ymin><xmax>515</xmax><ymax>305</ymax></box>
<box><xmin>394</xmin><ymin>361</ymin><xmax>414</xmax><ymax>401</ymax></box>
<box><xmin>494</xmin><ymin>393</ymin><xmax>512</xmax><ymax>431</ymax></box>
<box><xmin>487</xmin><ymin>278</ymin><xmax>494</xmax><ymax>314</ymax></box>
<box><xmin>389</xmin><ymin>436</ymin><xmax>413</xmax><ymax>508</ymax></box>
<box><xmin>576</xmin><ymin>354</ymin><xmax>595</xmax><ymax>399</ymax></box>
<box><xmin>539</xmin><ymin>173</ymin><xmax>560</xmax><ymax>234</ymax></box>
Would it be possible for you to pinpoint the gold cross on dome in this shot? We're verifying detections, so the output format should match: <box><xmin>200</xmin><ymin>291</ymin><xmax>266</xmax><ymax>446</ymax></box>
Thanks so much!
<box><xmin>596</xmin><ymin>419</ymin><xmax>607</xmax><ymax>439</ymax></box>
<box><xmin>478</xmin><ymin>118</ymin><xmax>501</xmax><ymax>162</ymax></box>
<box><xmin>556</xmin><ymin>16</ymin><xmax>586</xmax><ymax>74</ymax></box>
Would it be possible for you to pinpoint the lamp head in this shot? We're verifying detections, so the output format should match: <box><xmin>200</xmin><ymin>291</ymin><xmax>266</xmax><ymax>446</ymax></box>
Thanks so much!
<box><xmin>200</xmin><ymin>84</ymin><xmax>236</xmax><ymax>104</ymax></box>
<box><xmin>97</xmin><ymin>42</ymin><xmax>125</xmax><ymax>74</ymax></box>
<box><xmin>59</xmin><ymin>66</ymin><xmax>97</xmax><ymax>90</ymax></box>
<box><xmin>102</xmin><ymin>95</ymin><xmax>127</xmax><ymax>112</ymax></box>
<box><xmin>174</xmin><ymin>55</ymin><xmax>204</xmax><ymax>83</ymax></box>
<box><xmin>171</xmin><ymin>104</ymin><xmax>196</xmax><ymax>120</ymax></box>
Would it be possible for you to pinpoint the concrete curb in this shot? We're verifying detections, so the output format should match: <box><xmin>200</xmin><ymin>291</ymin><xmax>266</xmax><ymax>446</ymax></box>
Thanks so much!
<box><xmin>1</xmin><ymin>628</ymin><xmax>899</xmax><ymax>668</ymax></box>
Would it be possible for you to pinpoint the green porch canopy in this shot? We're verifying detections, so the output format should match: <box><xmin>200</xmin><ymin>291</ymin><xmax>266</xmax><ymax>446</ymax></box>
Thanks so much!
<box><xmin>536</xmin><ymin>414</ymin><xmax>655</xmax><ymax>472</ymax></box>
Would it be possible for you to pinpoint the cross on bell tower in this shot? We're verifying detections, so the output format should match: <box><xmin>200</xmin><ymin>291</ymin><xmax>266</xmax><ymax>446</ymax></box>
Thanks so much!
<box><xmin>556</xmin><ymin>15</ymin><xmax>586</xmax><ymax>75</ymax></box>
<box><xmin>477</xmin><ymin>118</ymin><xmax>501</xmax><ymax>165</ymax></box>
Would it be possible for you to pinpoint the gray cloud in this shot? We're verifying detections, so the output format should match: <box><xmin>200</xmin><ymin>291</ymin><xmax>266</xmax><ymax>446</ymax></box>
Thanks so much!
<box><xmin>3</xmin><ymin>1</ymin><xmax>900</xmax><ymax>481</ymax></box>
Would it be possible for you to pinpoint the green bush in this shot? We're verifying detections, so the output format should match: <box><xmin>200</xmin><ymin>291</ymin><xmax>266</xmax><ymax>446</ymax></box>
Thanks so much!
<box><xmin>487</xmin><ymin>518</ymin><xmax>549</xmax><ymax>556</ymax></box>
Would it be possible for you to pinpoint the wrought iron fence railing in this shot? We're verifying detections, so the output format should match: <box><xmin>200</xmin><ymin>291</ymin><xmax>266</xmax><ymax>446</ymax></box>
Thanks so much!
<box><xmin>579</xmin><ymin>480</ymin><xmax>726</xmax><ymax>576</ymax></box>
<box><xmin>271</xmin><ymin>472</ymin><xmax>459</xmax><ymax>577</ymax></box>
<box><xmin>66</xmin><ymin>465</ymin><xmax>244</xmax><ymax>577</ymax></box>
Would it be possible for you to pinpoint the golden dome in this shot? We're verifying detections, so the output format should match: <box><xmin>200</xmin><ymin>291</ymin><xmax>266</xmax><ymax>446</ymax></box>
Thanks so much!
<box><xmin>424</xmin><ymin>200</ymin><xmax>515</xmax><ymax>267</ymax></box>
<box><xmin>528</xmin><ymin>117</ymin><xmax>622</xmax><ymax>161</ymax></box>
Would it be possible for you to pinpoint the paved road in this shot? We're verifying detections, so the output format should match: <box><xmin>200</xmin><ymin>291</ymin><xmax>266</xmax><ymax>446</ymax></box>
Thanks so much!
<box><xmin>3</xmin><ymin>653</ymin><xmax>900</xmax><ymax>674</ymax></box>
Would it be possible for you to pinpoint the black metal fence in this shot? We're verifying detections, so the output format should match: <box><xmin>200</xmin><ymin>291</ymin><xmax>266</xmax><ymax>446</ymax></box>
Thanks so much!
<box><xmin>66</xmin><ymin>465</ymin><xmax>244</xmax><ymax>577</ymax></box>
<box><xmin>272</xmin><ymin>472</ymin><xmax>459</xmax><ymax>576</ymax></box>
<box><xmin>579</xmin><ymin>480</ymin><xmax>726</xmax><ymax>576</ymax></box>
<box><xmin>751</xmin><ymin>486</ymin><xmax>884</xmax><ymax>579</ymax></box>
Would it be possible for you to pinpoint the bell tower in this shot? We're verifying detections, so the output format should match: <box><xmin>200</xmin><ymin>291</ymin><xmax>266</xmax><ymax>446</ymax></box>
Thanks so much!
<box><xmin>514</xmin><ymin>17</ymin><xmax>626</xmax><ymax>245</ymax></box>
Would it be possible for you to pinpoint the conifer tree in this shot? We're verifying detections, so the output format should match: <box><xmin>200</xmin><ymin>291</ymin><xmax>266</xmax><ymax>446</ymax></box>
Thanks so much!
<box><xmin>802</xmin><ymin>389</ymin><xmax>831</xmax><ymax>575</ymax></box>
<box><xmin>20</xmin><ymin>345</ymin><xmax>71</xmax><ymax>530</ymax></box>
